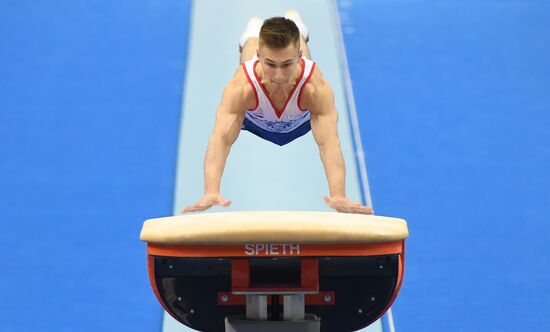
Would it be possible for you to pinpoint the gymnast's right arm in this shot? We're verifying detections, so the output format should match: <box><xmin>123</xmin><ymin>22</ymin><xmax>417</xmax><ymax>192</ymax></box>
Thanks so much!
<box><xmin>181</xmin><ymin>78</ymin><xmax>247</xmax><ymax>213</ymax></box>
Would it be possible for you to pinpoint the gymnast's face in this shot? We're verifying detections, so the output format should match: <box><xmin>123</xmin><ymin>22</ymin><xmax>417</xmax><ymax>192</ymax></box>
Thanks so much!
<box><xmin>257</xmin><ymin>42</ymin><xmax>302</xmax><ymax>86</ymax></box>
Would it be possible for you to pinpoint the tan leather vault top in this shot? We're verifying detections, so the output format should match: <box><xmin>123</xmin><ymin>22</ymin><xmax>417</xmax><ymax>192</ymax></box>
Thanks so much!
<box><xmin>140</xmin><ymin>211</ymin><xmax>408</xmax><ymax>245</ymax></box>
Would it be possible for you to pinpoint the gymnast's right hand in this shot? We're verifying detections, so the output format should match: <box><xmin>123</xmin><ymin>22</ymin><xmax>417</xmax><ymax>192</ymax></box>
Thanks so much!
<box><xmin>181</xmin><ymin>194</ymin><xmax>232</xmax><ymax>213</ymax></box>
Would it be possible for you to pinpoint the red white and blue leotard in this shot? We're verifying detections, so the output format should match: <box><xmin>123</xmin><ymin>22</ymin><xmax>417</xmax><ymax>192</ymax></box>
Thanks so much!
<box><xmin>241</xmin><ymin>55</ymin><xmax>316</xmax><ymax>146</ymax></box>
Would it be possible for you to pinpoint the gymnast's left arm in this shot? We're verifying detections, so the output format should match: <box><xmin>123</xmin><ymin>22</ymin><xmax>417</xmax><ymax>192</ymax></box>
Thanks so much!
<box><xmin>308</xmin><ymin>79</ymin><xmax>374</xmax><ymax>215</ymax></box>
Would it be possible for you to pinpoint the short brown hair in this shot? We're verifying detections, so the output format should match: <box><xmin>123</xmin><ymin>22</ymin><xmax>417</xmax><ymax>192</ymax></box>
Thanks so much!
<box><xmin>259</xmin><ymin>17</ymin><xmax>300</xmax><ymax>49</ymax></box>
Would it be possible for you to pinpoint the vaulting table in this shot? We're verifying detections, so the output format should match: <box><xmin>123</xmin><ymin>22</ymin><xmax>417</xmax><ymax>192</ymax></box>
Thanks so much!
<box><xmin>140</xmin><ymin>211</ymin><xmax>409</xmax><ymax>332</ymax></box>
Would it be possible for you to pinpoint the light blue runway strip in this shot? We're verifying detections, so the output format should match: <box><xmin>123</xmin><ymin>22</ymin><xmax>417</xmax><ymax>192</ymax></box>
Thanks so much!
<box><xmin>165</xmin><ymin>0</ymin><xmax>384</xmax><ymax>331</ymax></box>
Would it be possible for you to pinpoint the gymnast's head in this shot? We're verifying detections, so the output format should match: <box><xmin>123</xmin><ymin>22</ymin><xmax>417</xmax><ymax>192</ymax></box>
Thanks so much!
<box><xmin>257</xmin><ymin>17</ymin><xmax>303</xmax><ymax>85</ymax></box>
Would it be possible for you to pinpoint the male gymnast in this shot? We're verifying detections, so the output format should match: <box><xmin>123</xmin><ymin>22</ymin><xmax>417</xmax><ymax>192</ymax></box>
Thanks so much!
<box><xmin>182</xmin><ymin>11</ymin><xmax>373</xmax><ymax>215</ymax></box>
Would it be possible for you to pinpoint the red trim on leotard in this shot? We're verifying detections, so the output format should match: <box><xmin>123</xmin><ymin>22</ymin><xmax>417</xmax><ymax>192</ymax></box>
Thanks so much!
<box><xmin>253</xmin><ymin>58</ymin><xmax>306</xmax><ymax>119</ymax></box>
<box><xmin>298</xmin><ymin>61</ymin><xmax>316</xmax><ymax>112</ymax></box>
<box><xmin>242</xmin><ymin>63</ymin><xmax>259</xmax><ymax>110</ymax></box>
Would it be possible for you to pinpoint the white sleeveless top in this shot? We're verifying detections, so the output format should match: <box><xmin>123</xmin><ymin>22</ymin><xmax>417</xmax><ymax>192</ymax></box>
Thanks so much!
<box><xmin>242</xmin><ymin>56</ymin><xmax>316</xmax><ymax>133</ymax></box>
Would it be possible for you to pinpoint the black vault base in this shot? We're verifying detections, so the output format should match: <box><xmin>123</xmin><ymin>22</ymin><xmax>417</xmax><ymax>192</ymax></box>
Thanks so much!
<box><xmin>152</xmin><ymin>255</ymin><xmax>400</xmax><ymax>332</ymax></box>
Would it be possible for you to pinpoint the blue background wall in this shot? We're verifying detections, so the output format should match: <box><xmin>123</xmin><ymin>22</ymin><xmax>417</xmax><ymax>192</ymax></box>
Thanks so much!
<box><xmin>0</xmin><ymin>1</ymin><xmax>191</xmax><ymax>331</ymax></box>
<box><xmin>1</xmin><ymin>0</ymin><xmax>548</xmax><ymax>331</ymax></box>
<box><xmin>338</xmin><ymin>0</ymin><xmax>550</xmax><ymax>331</ymax></box>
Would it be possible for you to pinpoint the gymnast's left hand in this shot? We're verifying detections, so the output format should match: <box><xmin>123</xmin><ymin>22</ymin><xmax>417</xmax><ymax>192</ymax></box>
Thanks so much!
<box><xmin>323</xmin><ymin>196</ymin><xmax>374</xmax><ymax>215</ymax></box>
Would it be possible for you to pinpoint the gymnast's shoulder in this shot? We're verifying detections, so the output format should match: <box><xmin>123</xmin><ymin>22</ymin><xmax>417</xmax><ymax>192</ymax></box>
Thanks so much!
<box><xmin>219</xmin><ymin>66</ymin><xmax>256</xmax><ymax>111</ymax></box>
<box><xmin>300</xmin><ymin>64</ymin><xmax>335</xmax><ymax>112</ymax></box>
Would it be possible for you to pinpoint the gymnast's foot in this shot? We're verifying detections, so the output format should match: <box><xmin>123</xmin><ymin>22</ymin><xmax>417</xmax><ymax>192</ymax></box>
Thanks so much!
<box><xmin>284</xmin><ymin>9</ymin><xmax>309</xmax><ymax>42</ymax></box>
<box><xmin>239</xmin><ymin>16</ymin><xmax>264</xmax><ymax>51</ymax></box>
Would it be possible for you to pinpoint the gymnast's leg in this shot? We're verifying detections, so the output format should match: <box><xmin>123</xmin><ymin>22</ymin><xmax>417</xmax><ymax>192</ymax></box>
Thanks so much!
<box><xmin>239</xmin><ymin>17</ymin><xmax>263</xmax><ymax>63</ymax></box>
<box><xmin>284</xmin><ymin>10</ymin><xmax>311</xmax><ymax>60</ymax></box>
